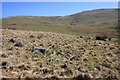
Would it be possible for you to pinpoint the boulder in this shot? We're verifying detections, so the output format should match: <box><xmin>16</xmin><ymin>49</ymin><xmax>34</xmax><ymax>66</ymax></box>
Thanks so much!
<box><xmin>96</xmin><ymin>36</ymin><xmax>107</xmax><ymax>40</ymax></box>
<box><xmin>80</xmin><ymin>36</ymin><xmax>85</xmax><ymax>38</ymax></box>
<box><xmin>30</xmin><ymin>34</ymin><xmax>37</xmax><ymax>38</ymax></box>
<box><xmin>60</xmin><ymin>64</ymin><xmax>67</xmax><ymax>69</ymax></box>
<box><xmin>36</xmin><ymin>68</ymin><xmax>53</xmax><ymax>74</ymax></box>
<box><xmin>96</xmin><ymin>36</ymin><xmax>111</xmax><ymax>41</ymax></box>
<box><xmin>9</xmin><ymin>38</ymin><xmax>16</xmax><ymax>43</ymax></box>
<box><xmin>1</xmin><ymin>61</ymin><xmax>7</xmax><ymax>66</ymax></box>
<box><xmin>18</xmin><ymin>65</ymin><xmax>28</xmax><ymax>70</ymax></box>
<box><xmin>32</xmin><ymin>47</ymin><xmax>52</xmax><ymax>55</ymax></box>
<box><xmin>15</xmin><ymin>42</ymin><xmax>23</xmax><ymax>47</ymax></box>
<box><xmin>88</xmin><ymin>36</ymin><xmax>93</xmax><ymax>39</ymax></box>
<box><xmin>1</xmin><ymin>54</ymin><xmax>8</xmax><ymax>58</ymax></box>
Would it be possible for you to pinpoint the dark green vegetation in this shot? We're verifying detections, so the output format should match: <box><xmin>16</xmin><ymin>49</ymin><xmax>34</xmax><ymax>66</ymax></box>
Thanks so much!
<box><xmin>2</xmin><ymin>9</ymin><xmax>118</xmax><ymax>37</ymax></box>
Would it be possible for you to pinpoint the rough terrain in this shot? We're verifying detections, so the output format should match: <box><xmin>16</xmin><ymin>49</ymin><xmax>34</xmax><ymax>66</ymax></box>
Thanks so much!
<box><xmin>1</xmin><ymin>29</ymin><xmax>120</xmax><ymax>79</ymax></box>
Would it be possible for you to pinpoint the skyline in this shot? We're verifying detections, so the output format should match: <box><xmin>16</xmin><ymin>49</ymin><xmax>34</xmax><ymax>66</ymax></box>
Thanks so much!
<box><xmin>2</xmin><ymin>2</ymin><xmax>118</xmax><ymax>18</ymax></box>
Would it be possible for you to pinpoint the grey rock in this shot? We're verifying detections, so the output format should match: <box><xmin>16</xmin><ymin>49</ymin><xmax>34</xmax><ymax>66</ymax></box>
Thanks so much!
<box><xmin>1</xmin><ymin>54</ymin><xmax>8</xmax><ymax>58</ymax></box>
<box><xmin>88</xmin><ymin>36</ymin><xmax>93</xmax><ymax>39</ymax></box>
<box><xmin>30</xmin><ymin>34</ymin><xmax>37</xmax><ymax>38</ymax></box>
<box><xmin>15</xmin><ymin>42</ymin><xmax>23</xmax><ymax>47</ymax></box>
<box><xmin>80</xmin><ymin>36</ymin><xmax>85</xmax><ymax>38</ymax></box>
<box><xmin>32</xmin><ymin>47</ymin><xmax>52</xmax><ymax>55</ymax></box>
<box><xmin>9</xmin><ymin>38</ymin><xmax>16</xmax><ymax>43</ymax></box>
<box><xmin>1</xmin><ymin>61</ymin><xmax>7</xmax><ymax>66</ymax></box>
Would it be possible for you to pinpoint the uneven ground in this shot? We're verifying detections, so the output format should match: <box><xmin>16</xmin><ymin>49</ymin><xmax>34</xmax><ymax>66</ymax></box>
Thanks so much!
<box><xmin>1</xmin><ymin>29</ymin><xmax>120</xmax><ymax>79</ymax></box>
<box><xmin>2</xmin><ymin>9</ymin><xmax>118</xmax><ymax>37</ymax></box>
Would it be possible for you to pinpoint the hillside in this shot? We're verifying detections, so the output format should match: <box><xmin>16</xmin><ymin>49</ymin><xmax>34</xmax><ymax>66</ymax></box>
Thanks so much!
<box><xmin>2</xmin><ymin>9</ymin><xmax>118</xmax><ymax>37</ymax></box>
<box><xmin>2</xmin><ymin>29</ymin><xmax>120</xmax><ymax>79</ymax></box>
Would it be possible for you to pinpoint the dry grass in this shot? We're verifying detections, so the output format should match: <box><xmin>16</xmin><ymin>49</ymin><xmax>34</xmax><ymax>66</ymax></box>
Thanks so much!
<box><xmin>1</xmin><ymin>29</ymin><xmax>120</xmax><ymax>79</ymax></box>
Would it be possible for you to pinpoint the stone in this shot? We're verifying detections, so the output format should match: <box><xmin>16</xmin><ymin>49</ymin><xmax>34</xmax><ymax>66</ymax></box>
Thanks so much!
<box><xmin>60</xmin><ymin>64</ymin><xmax>67</xmax><ymax>69</ymax></box>
<box><xmin>30</xmin><ymin>34</ymin><xmax>37</xmax><ymax>38</ymax></box>
<box><xmin>88</xmin><ymin>36</ymin><xmax>93</xmax><ymax>39</ymax></box>
<box><xmin>15</xmin><ymin>42</ymin><xmax>23</xmax><ymax>47</ymax></box>
<box><xmin>1</xmin><ymin>54</ymin><xmax>8</xmax><ymax>58</ymax></box>
<box><xmin>1</xmin><ymin>61</ymin><xmax>7</xmax><ymax>66</ymax></box>
<box><xmin>32</xmin><ymin>47</ymin><xmax>52</xmax><ymax>55</ymax></box>
<box><xmin>9</xmin><ymin>38</ymin><xmax>16</xmax><ymax>43</ymax></box>
<box><xmin>80</xmin><ymin>36</ymin><xmax>85</xmax><ymax>38</ymax></box>
<box><xmin>18</xmin><ymin>65</ymin><xmax>28</xmax><ymax>70</ymax></box>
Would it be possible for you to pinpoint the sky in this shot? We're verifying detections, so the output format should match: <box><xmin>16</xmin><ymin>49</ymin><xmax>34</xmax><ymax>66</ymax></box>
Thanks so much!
<box><xmin>2</xmin><ymin>2</ymin><xmax>118</xmax><ymax>18</ymax></box>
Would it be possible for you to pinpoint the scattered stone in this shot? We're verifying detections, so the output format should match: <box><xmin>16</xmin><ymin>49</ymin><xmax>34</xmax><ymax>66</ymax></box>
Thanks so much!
<box><xmin>36</xmin><ymin>68</ymin><xmax>53</xmax><ymax>74</ymax></box>
<box><xmin>9</xmin><ymin>66</ymin><xmax>14</xmax><ymax>71</ymax></box>
<box><xmin>64</xmin><ymin>69</ymin><xmax>73</xmax><ymax>76</ymax></box>
<box><xmin>9</xmin><ymin>38</ymin><xmax>16</xmax><ymax>43</ymax></box>
<box><xmin>110</xmin><ymin>47</ymin><xmax>115</xmax><ymax>50</ymax></box>
<box><xmin>32</xmin><ymin>47</ymin><xmax>52</xmax><ymax>55</ymax></box>
<box><xmin>96</xmin><ymin>36</ymin><xmax>111</xmax><ymax>41</ymax></box>
<box><xmin>96</xmin><ymin>36</ymin><xmax>107</xmax><ymax>41</ymax></box>
<box><xmin>73</xmin><ymin>74</ymin><xmax>91</xmax><ymax>80</ymax></box>
<box><xmin>18</xmin><ymin>65</ymin><xmax>28</xmax><ymax>70</ymax></box>
<box><xmin>96</xmin><ymin>66</ymin><xmax>101</xmax><ymax>71</ymax></box>
<box><xmin>70</xmin><ymin>56</ymin><xmax>79</xmax><ymax>61</ymax></box>
<box><xmin>8</xmin><ymin>53</ymin><xmax>13</xmax><ymax>55</ymax></box>
<box><xmin>15</xmin><ymin>42</ymin><xmax>23</xmax><ymax>47</ymax></box>
<box><xmin>1</xmin><ymin>61</ymin><xmax>7</xmax><ymax>66</ymax></box>
<box><xmin>60</xmin><ymin>64</ymin><xmax>67</xmax><ymax>69</ymax></box>
<box><xmin>88</xmin><ymin>36</ymin><xmax>93</xmax><ymax>39</ymax></box>
<box><xmin>80</xmin><ymin>36</ymin><xmax>85</xmax><ymax>38</ymax></box>
<box><xmin>1</xmin><ymin>54</ymin><xmax>8</xmax><ymax>58</ymax></box>
<box><xmin>30</xmin><ymin>34</ymin><xmax>37</xmax><ymax>38</ymax></box>
<box><xmin>8</xmin><ymin>47</ymin><xmax>13</xmax><ymax>50</ymax></box>
<box><xmin>104</xmin><ymin>38</ymin><xmax>109</xmax><ymax>41</ymax></box>
<box><xmin>49</xmin><ymin>76</ymin><xmax>59</xmax><ymax>80</ymax></box>
<box><xmin>83</xmin><ymin>58</ymin><xmax>88</xmax><ymax>62</ymax></box>
<box><xmin>78</xmin><ymin>66</ymin><xmax>86</xmax><ymax>72</ymax></box>
<box><xmin>2</xmin><ymin>66</ymin><xmax>7</xmax><ymax>69</ymax></box>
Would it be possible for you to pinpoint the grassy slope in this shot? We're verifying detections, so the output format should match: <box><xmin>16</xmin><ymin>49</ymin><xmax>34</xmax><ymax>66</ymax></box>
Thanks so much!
<box><xmin>2</xmin><ymin>9</ymin><xmax>118</xmax><ymax>37</ymax></box>
<box><xmin>2</xmin><ymin>30</ymin><xmax>120</xmax><ymax>79</ymax></box>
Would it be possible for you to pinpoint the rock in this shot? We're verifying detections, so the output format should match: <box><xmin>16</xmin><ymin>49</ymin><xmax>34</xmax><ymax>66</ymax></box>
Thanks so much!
<box><xmin>60</xmin><ymin>64</ymin><xmax>67</xmax><ymax>69</ymax></box>
<box><xmin>49</xmin><ymin>76</ymin><xmax>59</xmax><ymax>80</ymax></box>
<box><xmin>8</xmin><ymin>53</ymin><xmax>13</xmax><ymax>55</ymax></box>
<box><xmin>104</xmin><ymin>38</ymin><xmax>109</xmax><ymax>41</ymax></box>
<box><xmin>83</xmin><ymin>58</ymin><xmax>88</xmax><ymax>62</ymax></box>
<box><xmin>96</xmin><ymin>36</ymin><xmax>107</xmax><ymax>41</ymax></box>
<box><xmin>78</xmin><ymin>66</ymin><xmax>85</xmax><ymax>72</ymax></box>
<box><xmin>80</xmin><ymin>36</ymin><xmax>85</xmax><ymax>38</ymax></box>
<box><xmin>88</xmin><ymin>36</ymin><xmax>93</xmax><ymax>39</ymax></box>
<box><xmin>1</xmin><ymin>61</ymin><xmax>7</xmax><ymax>66</ymax></box>
<box><xmin>18</xmin><ymin>65</ymin><xmax>28</xmax><ymax>70</ymax></box>
<box><xmin>73</xmin><ymin>74</ymin><xmax>91</xmax><ymax>80</ymax></box>
<box><xmin>8</xmin><ymin>47</ymin><xmax>13</xmax><ymax>50</ymax></box>
<box><xmin>2</xmin><ymin>66</ymin><xmax>7</xmax><ymax>69</ymax></box>
<box><xmin>36</xmin><ymin>68</ymin><xmax>53</xmax><ymax>74</ymax></box>
<box><xmin>15</xmin><ymin>42</ymin><xmax>23</xmax><ymax>47</ymax></box>
<box><xmin>32</xmin><ymin>47</ymin><xmax>52</xmax><ymax>55</ymax></box>
<box><xmin>9</xmin><ymin>66</ymin><xmax>14</xmax><ymax>71</ymax></box>
<box><xmin>1</xmin><ymin>54</ymin><xmax>8</xmax><ymax>58</ymax></box>
<box><xmin>63</xmin><ymin>69</ymin><xmax>73</xmax><ymax>76</ymax></box>
<box><xmin>70</xmin><ymin>56</ymin><xmax>79</xmax><ymax>61</ymax></box>
<box><xmin>110</xmin><ymin>47</ymin><xmax>115</xmax><ymax>50</ymax></box>
<box><xmin>30</xmin><ymin>34</ymin><xmax>37</xmax><ymax>38</ymax></box>
<box><xmin>96</xmin><ymin>35</ymin><xmax>111</xmax><ymax>41</ymax></box>
<box><xmin>9</xmin><ymin>38</ymin><xmax>16</xmax><ymax>43</ymax></box>
<box><xmin>96</xmin><ymin>66</ymin><xmax>101</xmax><ymax>71</ymax></box>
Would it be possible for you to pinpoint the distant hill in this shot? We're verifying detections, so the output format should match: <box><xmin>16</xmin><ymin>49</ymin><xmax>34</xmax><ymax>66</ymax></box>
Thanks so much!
<box><xmin>2</xmin><ymin>9</ymin><xmax>118</xmax><ymax>37</ymax></box>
